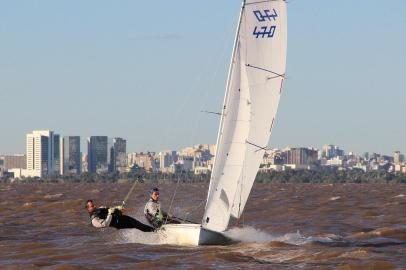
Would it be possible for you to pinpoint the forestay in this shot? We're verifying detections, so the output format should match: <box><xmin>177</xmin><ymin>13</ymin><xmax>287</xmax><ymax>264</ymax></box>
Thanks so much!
<box><xmin>202</xmin><ymin>0</ymin><xmax>287</xmax><ymax>232</ymax></box>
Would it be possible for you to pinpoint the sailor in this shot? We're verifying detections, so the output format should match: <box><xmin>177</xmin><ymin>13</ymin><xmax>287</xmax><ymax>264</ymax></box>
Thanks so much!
<box><xmin>86</xmin><ymin>199</ymin><xmax>154</xmax><ymax>232</ymax></box>
<box><xmin>144</xmin><ymin>187</ymin><xmax>180</xmax><ymax>228</ymax></box>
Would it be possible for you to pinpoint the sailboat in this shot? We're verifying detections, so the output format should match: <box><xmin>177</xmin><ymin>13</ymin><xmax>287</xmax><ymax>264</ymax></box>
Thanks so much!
<box><xmin>159</xmin><ymin>0</ymin><xmax>287</xmax><ymax>246</ymax></box>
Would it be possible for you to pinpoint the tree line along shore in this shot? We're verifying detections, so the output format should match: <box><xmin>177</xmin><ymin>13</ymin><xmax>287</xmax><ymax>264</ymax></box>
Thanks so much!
<box><xmin>2</xmin><ymin>168</ymin><xmax>406</xmax><ymax>184</ymax></box>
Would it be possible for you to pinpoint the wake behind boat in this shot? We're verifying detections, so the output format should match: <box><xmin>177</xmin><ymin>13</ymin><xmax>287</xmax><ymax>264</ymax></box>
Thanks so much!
<box><xmin>149</xmin><ymin>0</ymin><xmax>288</xmax><ymax>246</ymax></box>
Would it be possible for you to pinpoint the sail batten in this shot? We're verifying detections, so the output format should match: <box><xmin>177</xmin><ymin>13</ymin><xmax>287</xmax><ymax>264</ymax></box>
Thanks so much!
<box><xmin>202</xmin><ymin>0</ymin><xmax>287</xmax><ymax>232</ymax></box>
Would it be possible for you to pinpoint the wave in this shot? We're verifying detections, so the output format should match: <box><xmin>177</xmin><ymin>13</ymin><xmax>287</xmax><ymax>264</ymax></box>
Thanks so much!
<box><xmin>116</xmin><ymin>229</ymin><xmax>164</xmax><ymax>245</ymax></box>
<box><xmin>116</xmin><ymin>226</ymin><xmax>339</xmax><ymax>247</ymax></box>
<box><xmin>224</xmin><ymin>226</ymin><xmax>335</xmax><ymax>245</ymax></box>
<box><xmin>43</xmin><ymin>193</ymin><xmax>63</xmax><ymax>199</ymax></box>
<box><xmin>347</xmin><ymin>225</ymin><xmax>406</xmax><ymax>245</ymax></box>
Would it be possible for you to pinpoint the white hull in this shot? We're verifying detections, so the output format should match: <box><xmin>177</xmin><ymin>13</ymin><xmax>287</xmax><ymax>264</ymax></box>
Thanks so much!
<box><xmin>157</xmin><ymin>223</ymin><xmax>234</xmax><ymax>246</ymax></box>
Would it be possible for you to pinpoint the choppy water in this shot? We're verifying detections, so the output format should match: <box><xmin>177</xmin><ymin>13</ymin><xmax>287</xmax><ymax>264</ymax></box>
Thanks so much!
<box><xmin>1</xmin><ymin>182</ymin><xmax>406</xmax><ymax>269</ymax></box>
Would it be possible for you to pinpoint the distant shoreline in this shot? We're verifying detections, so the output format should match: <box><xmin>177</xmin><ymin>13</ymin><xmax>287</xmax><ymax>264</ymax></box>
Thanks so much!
<box><xmin>2</xmin><ymin>168</ymin><xmax>406</xmax><ymax>184</ymax></box>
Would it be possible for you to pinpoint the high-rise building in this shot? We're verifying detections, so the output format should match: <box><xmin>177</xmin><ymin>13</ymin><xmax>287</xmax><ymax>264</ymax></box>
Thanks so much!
<box><xmin>159</xmin><ymin>150</ymin><xmax>176</xmax><ymax>171</ymax></box>
<box><xmin>82</xmin><ymin>153</ymin><xmax>88</xmax><ymax>173</ymax></box>
<box><xmin>109</xmin><ymin>137</ymin><xmax>127</xmax><ymax>172</ymax></box>
<box><xmin>322</xmin><ymin>145</ymin><xmax>344</xmax><ymax>159</ymax></box>
<box><xmin>263</xmin><ymin>150</ymin><xmax>284</xmax><ymax>166</ymax></box>
<box><xmin>53</xmin><ymin>134</ymin><xmax>60</xmax><ymax>175</ymax></box>
<box><xmin>176</xmin><ymin>155</ymin><xmax>194</xmax><ymax>171</ymax></box>
<box><xmin>0</xmin><ymin>159</ymin><xmax>3</xmax><ymax>176</ymax></box>
<box><xmin>87</xmin><ymin>136</ymin><xmax>108</xmax><ymax>173</ymax></box>
<box><xmin>26</xmin><ymin>130</ymin><xmax>59</xmax><ymax>177</ymax></box>
<box><xmin>128</xmin><ymin>152</ymin><xmax>157</xmax><ymax>172</ymax></box>
<box><xmin>60</xmin><ymin>136</ymin><xmax>81</xmax><ymax>175</ymax></box>
<box><xmin>285</xmin><ymin>147</ymin><xmax>318</xmax><ymax>166</ymax></box>
<box><xmin>0</xmin><ymin>154</ymin><xmax>26</xmax><ymax>170</ymax></box>
<box><xmin>394</xmin><ymin>151</ymin><xmax>404</xmax><ymax>165</ymax></box>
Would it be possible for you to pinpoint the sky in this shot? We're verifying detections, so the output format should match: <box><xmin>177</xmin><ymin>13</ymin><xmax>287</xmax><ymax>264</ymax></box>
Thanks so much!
<box><xmin>1</xmin><ymin>0</ymin><xmax>405</xmax><ymax>156</ymax></box>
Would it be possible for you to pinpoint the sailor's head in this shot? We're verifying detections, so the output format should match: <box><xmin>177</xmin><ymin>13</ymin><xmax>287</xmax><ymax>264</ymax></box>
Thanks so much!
<box><xmin>150</xmin><ymin>187</ymin><xmax>160</xmax><ymax>201</ymax></box>
<box><xmin>85</xmin><ymin>199</ymin><xmax>96</xmax><ymax>213</ymax></box>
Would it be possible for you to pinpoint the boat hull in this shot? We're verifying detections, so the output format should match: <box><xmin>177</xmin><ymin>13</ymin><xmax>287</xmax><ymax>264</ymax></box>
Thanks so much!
<box><xmin>158</xmin><ymin>223</ymin><xmax>233</xmax><ymax>246</ymax></box>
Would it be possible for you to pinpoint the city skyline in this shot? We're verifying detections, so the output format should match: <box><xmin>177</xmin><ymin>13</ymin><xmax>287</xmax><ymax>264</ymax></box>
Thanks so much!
<box><xmin>3</xmin><ymin>128</ymin><xmax>404</xmax><ymax>159</ymax></box>
<box><xmin>1</xmin><ymin>1</ymin><xmax>405</xmax><ymax>155</ymax></box>
<box><xmin>1</xmin><ymin>131</ymin><xmax>405</xmax><ymax>158</ymax></box>
<box><xmin>3</xmin><ymin>130</ymin><xmax>405</xmax><ymax>179</ymax></box>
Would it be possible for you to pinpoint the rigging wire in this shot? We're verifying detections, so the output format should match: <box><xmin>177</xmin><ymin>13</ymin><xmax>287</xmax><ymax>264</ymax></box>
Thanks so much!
<box><xmin>188</xmin><ymin>25</ymin><xmax>236</xmax><ymax>148</ymax></box>
<box><xmin>181</xmin><ymin>196</ymin><xmax>207</xmax><ymax>223</ymax></box>
<box><xmin>164</xmin><ymin>175</ymin><xmax>181</xmax><ymax>225</ymax></box>
<box><xmin>163</xmin><ymin>12</ymin><xmax>237</xmax><ymax>219</ymax></box>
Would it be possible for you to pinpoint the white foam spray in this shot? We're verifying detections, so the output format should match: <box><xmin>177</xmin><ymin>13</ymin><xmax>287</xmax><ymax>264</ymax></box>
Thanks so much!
<box><xmin>117</xmin><ymin>229</ymin><xmax>165</xmax><ymax>245</ymax></box>
<box><xmin>224</xmin><ymin>226</ymin><xmax>276</xmax><ymax>243</ymax></box>
<box><xmin>116</xmin><ymin>226</ymin><xmax>335</xmax><ymax>246</ymax></box>
<box><xmin>224</xmin><ymin>226</ymin><xmax>334</xmax><ymax>245</ymax></box>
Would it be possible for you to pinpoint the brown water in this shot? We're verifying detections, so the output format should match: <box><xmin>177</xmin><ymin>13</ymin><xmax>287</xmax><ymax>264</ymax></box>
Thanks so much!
<box><xmin>1</xmin><ymin>182</ymin><xmax>406</xmax><ymax>269</ymax></box>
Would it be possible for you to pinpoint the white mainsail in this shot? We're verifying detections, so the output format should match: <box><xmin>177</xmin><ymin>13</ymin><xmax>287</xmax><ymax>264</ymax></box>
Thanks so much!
<box><xmin>202</xmin><ymin>0</ymin><xmax>287</xmax><ymax>232</ymax></box>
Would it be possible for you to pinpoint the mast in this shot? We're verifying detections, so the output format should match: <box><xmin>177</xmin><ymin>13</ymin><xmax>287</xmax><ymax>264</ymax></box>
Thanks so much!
<box><xmin>204</xmin><ymin>0</ymin><xmax>246</xmax><ymax>214</ymax></box>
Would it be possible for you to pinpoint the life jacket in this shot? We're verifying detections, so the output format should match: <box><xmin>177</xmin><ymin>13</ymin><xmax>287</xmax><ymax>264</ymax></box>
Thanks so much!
<box><xmin>92</xmin><ymin>208</ymin><xmax>109</xmax><ymax>219</ymax></box>
<box><xmin>90</xmin><ymin>207</ymin><xmax>122</xmax><ymax>227</ymax></box>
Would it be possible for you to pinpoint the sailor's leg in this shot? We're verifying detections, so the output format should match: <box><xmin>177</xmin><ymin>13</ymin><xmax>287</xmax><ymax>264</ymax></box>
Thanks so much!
<box><xmin>163</xmin><ymin>215</ymin><xmax>181</xmax><ymax>224</ymax></box>
<box><xmin>115</xmin><ymin>215</ymin><xmax>154</xmax><ymax>232</ymax></box>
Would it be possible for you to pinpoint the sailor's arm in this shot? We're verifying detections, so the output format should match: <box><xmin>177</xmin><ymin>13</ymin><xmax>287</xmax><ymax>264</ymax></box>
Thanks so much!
<box><xmin>91</xmin><ymin>212</ymin><xmax>113</xmax><ymax>228</ymax></box>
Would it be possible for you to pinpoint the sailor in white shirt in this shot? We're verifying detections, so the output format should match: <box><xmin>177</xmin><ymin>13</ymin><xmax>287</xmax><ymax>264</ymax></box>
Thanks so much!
<box><xmin>144</xmin><ymin>188</ymin><xmax>180</xmax><ymax>228</ymax></box>
<box><xmin>86</xmin><ymin>199</ymin><xmax>154</xmax><ymax>232</ymax></box>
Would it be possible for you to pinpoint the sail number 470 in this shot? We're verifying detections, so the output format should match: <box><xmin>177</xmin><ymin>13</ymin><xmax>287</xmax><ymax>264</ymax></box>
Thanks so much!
<box><xmin>253</xmin><ymin>26</ymin><xmax>276</xmax><ymax>38</ymax></box>
<box><xmin>252</xmin><ymin>9</ymin><xmax>278</xmax><ymax>39</ymax></box>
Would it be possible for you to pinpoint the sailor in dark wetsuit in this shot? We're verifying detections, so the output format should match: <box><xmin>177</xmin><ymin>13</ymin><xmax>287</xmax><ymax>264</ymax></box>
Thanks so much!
<box><xmin>86</xmin><ymin>199</ymin><xmax>154</xmax><ymax>232</ymax></box>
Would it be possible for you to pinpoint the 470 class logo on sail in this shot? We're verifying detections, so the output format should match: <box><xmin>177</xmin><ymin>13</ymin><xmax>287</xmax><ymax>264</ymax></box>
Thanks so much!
<box><xmin>252</xmin><ymin>9</ymin><xmax>277</xmax><ymax>38</ymax></box>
